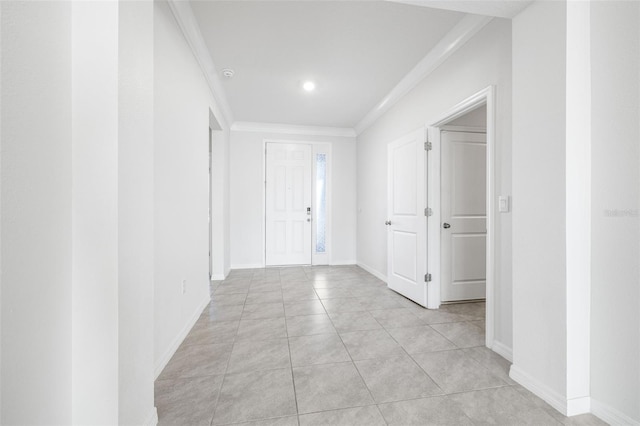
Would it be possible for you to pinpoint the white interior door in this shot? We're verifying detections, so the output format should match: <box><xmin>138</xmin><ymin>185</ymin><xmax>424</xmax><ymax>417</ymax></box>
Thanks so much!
<box><xmin>266</xmin><ymin>143</ymin><xmax>312</xmax><ymax>266</ymax></box>
<box><xmin>441</xmin><ymin>131</ymin><xmax>487</xmax><ymax>302</ymax></box>
<box><xmin>386</xmin><ymin>128</ymin><xmax>428</xmax><ymax>307</ymax></box>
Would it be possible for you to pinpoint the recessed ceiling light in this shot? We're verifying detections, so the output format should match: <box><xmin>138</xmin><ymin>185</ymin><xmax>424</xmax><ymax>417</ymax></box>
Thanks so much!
<box><xmin>222</xmin><ymin>68</ymin><xmax>235</xmax><ymax>78</ymax></box>
<box><xmin>303</xmin><ymin>81</ymin><xmax>316</xmax><ymax>92</ymax></box>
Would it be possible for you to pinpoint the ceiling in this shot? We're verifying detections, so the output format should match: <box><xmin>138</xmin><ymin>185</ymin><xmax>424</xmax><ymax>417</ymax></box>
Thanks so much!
<box><xmin>189</xmin><ymin>1</ymin><xmax>530</xmax><ymax>130</ymax></box>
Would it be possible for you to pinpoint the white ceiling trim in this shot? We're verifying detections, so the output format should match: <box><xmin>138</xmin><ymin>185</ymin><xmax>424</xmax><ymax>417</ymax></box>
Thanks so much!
<box><xmin>231</xmin><ymin>122</ymin><xmax>357</xmax><ymax>138</ymax></box>
<box><xmin>389</xmin><ymin>0</ymin><xmax>532</xmax><ymax>19</ymax></box>
<box><xmin>167</xmin><ymin>0</ymin><xmax>234</xmax><ymax>129</ymax></box>
<box><xmin>354</xmin><ymin>14</ymin><xmax>493</xmax><ymax>135</ymax></box>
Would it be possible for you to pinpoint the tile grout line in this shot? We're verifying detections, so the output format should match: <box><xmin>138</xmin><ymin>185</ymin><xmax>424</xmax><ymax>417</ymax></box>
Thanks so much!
<box><xmin>282</xmin><ymin>276</ymin><xmax>302</xmax><ymax>422</ymax></box>
<box><xmin>207</xmin><ymin>273</ymin><xmax>251</xmax><ymax>426</ymax></box>
<box><xmin>331</xmin><ymin>314</ymin><xmax>380</xmax><ymax>405</ymax></box>
<box><xmin>163</xmin><ymin>269</ymin><xmax>584</xmax><ymax>425</ymax></box>
<box><xmin>327</xmin><ymin>298</ymin><xmax>392</xmax><ymax>425</ymax></box>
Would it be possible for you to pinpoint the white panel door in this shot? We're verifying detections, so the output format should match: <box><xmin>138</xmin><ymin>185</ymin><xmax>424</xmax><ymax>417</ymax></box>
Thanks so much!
<box><xmin>387</xmin><ymin>128</ymin><xmax>428</xmax><ymax>307</ymax></box>
<box><xmin>266</xmin><ymin>143</ymin><xmax>312</xmax><ymax>266</ymax></box>
<box><xmin>441</xmin><ymin>131</ymin><xmax>487</xmax><ymax>301</ymax></box>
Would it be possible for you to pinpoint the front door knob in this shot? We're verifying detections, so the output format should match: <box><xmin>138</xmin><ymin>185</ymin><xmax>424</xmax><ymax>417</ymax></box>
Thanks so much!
<box><xmin>385</xmin><ymin>220</ymin><xmax>392</xmax><ymax>226</ymax></box>
<box><xmin>443</xmin><ymin>223</ymin><xmax>451</xmax><ymax>229</ymax></box>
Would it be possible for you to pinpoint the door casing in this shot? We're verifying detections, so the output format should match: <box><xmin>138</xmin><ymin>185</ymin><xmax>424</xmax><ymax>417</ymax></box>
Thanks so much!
<box><xmin>208</xmin><ymin>127</ymin><xmax>213</xmax><ymax>279</ymax></box>
<box><xmin>426</xmin><ymin>85</ymin><xmax>496</xmax><ymax>349</ymax></box>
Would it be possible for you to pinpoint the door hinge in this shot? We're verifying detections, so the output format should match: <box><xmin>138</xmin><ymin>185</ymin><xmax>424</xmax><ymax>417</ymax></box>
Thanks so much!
<box><xmin>424</xmin><ymin>141</ymin><xmax>432</xmax><ymax>151</ymax></box>
<box><xmin>424</xmin><ymin>207</ymin><xmax>433</xmax><ymax>217</ymax></box>
<box><xmin>425</xmin><ymin>273</ymin><xmax>432</xmax><ymax>282</ymax></box>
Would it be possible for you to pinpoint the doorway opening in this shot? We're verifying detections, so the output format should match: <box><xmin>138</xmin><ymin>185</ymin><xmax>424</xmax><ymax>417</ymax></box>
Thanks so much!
<box><xmin>440</xmin><ymin>115</ymin><xmax>487</xmax><ymax>302</ymax></box>
<box><xmin>426</xmin><ymin>86</ymin><xmax>496</xmax><ymax>348</ymax></box>
<box><xmin>208</xmin><ymin>127</ymin><xmax>213</xmax><ymax>280</ymax></box>
<box><xmin>208</xmin><ymin>109</ymin><xmax>226</xmax><ymax>280</ymax></box>
<box><xmin>263</xmin><ymin>140</ymin><xmax>331</xmax><ymax>267</ymax></box>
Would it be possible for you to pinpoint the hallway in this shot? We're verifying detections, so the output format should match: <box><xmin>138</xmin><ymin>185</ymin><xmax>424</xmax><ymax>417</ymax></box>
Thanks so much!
<box><xmin>155</xmin><ymin>266</ymin><xmax>604</xmax><ymax>425</ymax></box>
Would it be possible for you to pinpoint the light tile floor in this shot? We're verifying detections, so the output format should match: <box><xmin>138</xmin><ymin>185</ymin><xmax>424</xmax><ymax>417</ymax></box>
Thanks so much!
<box><xmin>155</xmin><ymin>266</ymin><xmax>607</xmax><ymax>426</ymax></box>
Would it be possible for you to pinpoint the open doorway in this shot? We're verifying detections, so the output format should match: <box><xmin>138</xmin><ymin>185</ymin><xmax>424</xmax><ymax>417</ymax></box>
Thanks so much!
<box><xmin>426</xmin><ymin>86</ymin><xmax>496</xmax><ymax>348</ymax></box>
<box><xmin>209</xmin><ymin>109</ymin><xmax>228</xmax><ymax>281</ymax></box>
<box><xmin>440</xmin><ymin>107</ymin><xmax>487</xmax><ymax>302</ymax></box>
<box><xmin>209</xmin><ymin>127</ymin><xmax>213</xmax><ymax>279</ymax></box>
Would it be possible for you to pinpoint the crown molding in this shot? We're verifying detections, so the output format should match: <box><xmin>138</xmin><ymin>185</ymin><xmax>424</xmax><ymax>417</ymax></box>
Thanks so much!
<box><xmin>168</xmin><ymin>0</ymin><xmax>492</xmax><ymax>137</ymax></box>
<box><xmin>354</xmin><ymin>14</ymin><xmax>493</xmax><ymax>135</ymax></box>
<box><xmin>389</xmin><ymin>0</ymin><xmax>532</xmax><ymax>19</ymax></box>
<box><xmin>167</xmin><ymin>0</ymin><xmax>234</xmax><ymax>129</ymax></box>
<box><xmin>231</xmin><ymin>122</ymin><xmax>357</xmax><ymax>138</ymax></box>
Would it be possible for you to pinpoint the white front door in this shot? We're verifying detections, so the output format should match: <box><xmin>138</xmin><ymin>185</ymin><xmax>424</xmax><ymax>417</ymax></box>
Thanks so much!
<box><xmin>441</xmin><ymin>131</ymin><xmax>487</xmax><ymax>302</ymax></box>
<box><xmin>386</xmin><ymin>128</ymin><xmax>428</xmax><ymax>307</ymax></box>
<box><xmin>265</xmin><ymin>143</ymin><xmax>312</xmax><ymax>266</ymax></box>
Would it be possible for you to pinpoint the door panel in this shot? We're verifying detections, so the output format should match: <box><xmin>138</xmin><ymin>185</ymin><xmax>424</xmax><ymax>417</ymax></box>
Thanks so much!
<box><xmin>266</xmin><ymin>143</ymin><xmax>312</xmax><ymax>265</ymax></box>
<box><xmin>392</xmin><ymin>231</ymin><xmax>418</xmax><ymax>281</ymax></box>
<box><xmin>393</xmin><ymin>142</ymin><xmax>418</xmax><ymax>215</ymax></box>
<box><xmin>387</xmin><ymin>128</ymin><xmax>427</xmax><ymax>307</ymax></box>
<box><xmin>441</xmin><ymin>131</ymin><xmax>486</xmax><ymax>302</ymax></box>
<box><xmin>451</xmin><ymin>143</ymin><xmax>487</xmax><ymax>216</ymax></box>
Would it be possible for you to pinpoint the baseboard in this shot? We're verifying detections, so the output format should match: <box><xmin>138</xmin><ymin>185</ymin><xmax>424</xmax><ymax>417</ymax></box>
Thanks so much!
<box><xmin>509</xmin><ymin>364</ymin><xmax>569</xmax><ymax>415</ymax></box>
<box><xmin>231</xmin><ymin>262</ymin><xmax>360</xmax><ymax>269</ymax></box>
<box><xmin>330</xmin><ymin>260</ymin><xmax>357</xmax><ymax>266</ymax></box>
<box><xmin>143</xmin><ymin>406</ymin><xmax>158</xmax><ymax>426</ymax></box>
<box><xmin>230</xmin><ymin>263</ymin><xmax>264</xmax><ymax>270</ymax></box>
<box><xmin>211</xmin><ymin>269</ymin><xmax>230</xmax><ymax>281</ymax></box>
<box><xmin>491</xmin><ymin>340</ymin><xmax>513</xmax><ymax>362</ymax></box>
<box><xmin>154</xmin><ymin>294</ymin><xmax>211</xmax><ymax>380</ymax></box>
<box><xmin>356</xmin><ymin>262</ymin><xmax>387</xmax><ymax>282</ymax></box>
<box><xmin>592</xmin><ymin>398</ymin><xmax>640</xmax><ymax>425</ymax></box>
<box><xmin>566</xmin><ymin>397</ymin><xmax>591</xmax><ymax>416</ymax></box>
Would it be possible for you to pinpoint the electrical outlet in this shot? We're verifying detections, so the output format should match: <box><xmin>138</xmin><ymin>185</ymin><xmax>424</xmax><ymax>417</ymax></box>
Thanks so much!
<box><xmin>181</xmin><ymin>280</ymin><xmax>186</xmax><ymax>294</ymax></box>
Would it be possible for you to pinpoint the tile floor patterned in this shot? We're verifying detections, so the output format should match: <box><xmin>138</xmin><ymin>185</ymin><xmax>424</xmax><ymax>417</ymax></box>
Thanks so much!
<box><xmin>155</xmin><ymin>266</ymin><xmax>607</xmax><ymax>426</ymax></box>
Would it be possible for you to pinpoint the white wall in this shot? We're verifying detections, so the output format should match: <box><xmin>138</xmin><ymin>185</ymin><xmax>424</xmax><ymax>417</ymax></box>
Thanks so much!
<box><xmin>154</xmin><ymin>0</ymin><xmax>230</xmax><ymax>377</ymax></box>
<box><xmin>513</xmin><ymin>1</ymin><xmax>639</xmax><ymax>420</ymax></box>
<box><xmin>590</xmin><ymin>1</ymin><xmax>640</xmax><ymax>422</ymax></box>
<box><xmin>356</xmin><ymin>19</ymin><xmax>513</xmax><ymax>351</ymax></box>
<box><xmin>230</xmin><ymin>130</ymin><xmax>357</xmax><ymax>268</ymax></box>
<box><xmin>1</xmin><ymin>2</ymin><xmax>3</xmax><ymax>415</ymax></box>
<box><xmin>2</xmin><ymin>2</ymin><xmax>228</xmax><ymax>421</ymax></box>
<box><xmin>73</xmin><ymin>2</ymin><xmax>158</xmax><ymax>423</ymax></box>
<box><xmin>71</xmin><ymin>2</ymin><xmax>119</xmax><ymax>423</ymax></box>
<box><xmin>511</xmin><ymin>0</ymin><xmax>568</xmax><ymax>407</ymax></box>
<box><xmin>1</xmin><ymin>2</ymin><xmax>73</xmax><ymax>423</ymax></box>
<box><xmin>118</xmin><ymin>1</ymin><xmax>156</xmax><ymax>424</ymax></box>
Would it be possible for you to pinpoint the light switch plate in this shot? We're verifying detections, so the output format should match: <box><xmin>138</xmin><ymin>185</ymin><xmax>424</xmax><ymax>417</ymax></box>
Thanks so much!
<box><xmin>498</xmin><ymin>196</ymin><xmax>510</xmax><ymax>213</ymax></box>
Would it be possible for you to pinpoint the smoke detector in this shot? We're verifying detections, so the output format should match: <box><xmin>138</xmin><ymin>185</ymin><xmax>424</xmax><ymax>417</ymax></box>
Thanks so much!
<box><xmin>221</xmin><ymin>68</ymin><xmax>235</xmax><ymax>79</ymax></box>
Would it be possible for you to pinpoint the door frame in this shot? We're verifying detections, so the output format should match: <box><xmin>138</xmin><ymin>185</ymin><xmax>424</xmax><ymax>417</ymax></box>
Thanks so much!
<box><xmin>262</xmin><ymin>139</ymin><xmax>332</xmax><ymax>267</ymax></box>
<box><xmin>208</xmin><ymin>127</ymin><xmax>213</xmax><ymax>280</ymax></box>
<box><xmin>426</xmin><ymin>85</ymin><xmax>496</xmax><ymax>349</ymax></box>
<box><xmin>208</xmin><ymin>109</ymin><xmax>227</xmax><ymax>280</ymax></box>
